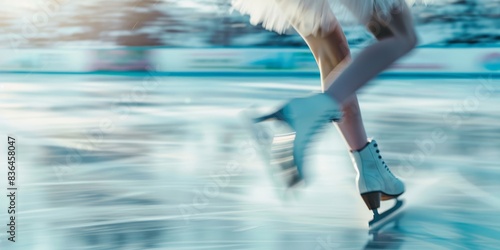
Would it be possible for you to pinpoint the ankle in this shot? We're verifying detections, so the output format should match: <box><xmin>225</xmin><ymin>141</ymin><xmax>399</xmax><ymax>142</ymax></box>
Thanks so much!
<box><xmin>351</xmin><ymin>141</ymin><xmax>370</xmax><ymax>152</ymax></box>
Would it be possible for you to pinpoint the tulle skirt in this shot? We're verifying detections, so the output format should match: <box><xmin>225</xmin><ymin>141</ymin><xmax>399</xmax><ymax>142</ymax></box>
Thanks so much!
<box><xmin>231</xmin><ymin>0</ymin><xmax>424</xmax><ymax>37</ymax></box>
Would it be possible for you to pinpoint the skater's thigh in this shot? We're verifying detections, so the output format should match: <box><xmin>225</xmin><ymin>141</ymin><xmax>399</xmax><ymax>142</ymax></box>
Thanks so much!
<box><xmin>275</xmin><ymin>0</ymin><xmax>340</xmax><ymax>37</ymax></box>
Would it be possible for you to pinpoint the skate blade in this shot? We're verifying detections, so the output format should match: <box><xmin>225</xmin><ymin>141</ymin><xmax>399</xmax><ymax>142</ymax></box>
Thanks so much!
<box><xmin>240</xmin><ymin>107</ymin><xmax>292</xmax><ymax>148</ymax></box>
<box><xmin>369</xmin><ymin>199</ymin><xmax>404</xmax><ymax>232</ymax></box>
<box><xmin>240</xmin><ymin>109</ymin><xmax>302</xmax><ymax>199</ymax></box>
<box><xmin>269</xmin><ymin>133</ymin><xmax>306</xmax><ymax>200</ymax></box>
<box><xmin>252</xmin><ymin>107</ymin><xmax>286</xmax><ymax>123</ymax></box>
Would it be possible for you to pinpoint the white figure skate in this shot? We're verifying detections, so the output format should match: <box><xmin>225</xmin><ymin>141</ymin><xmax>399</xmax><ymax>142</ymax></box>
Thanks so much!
<box><xmin>350</xmin><ymin>139</ymin><xmax>405</xmax><ymax>228</ymax></box>
<box><xmin>252</xmin><ymin>93</ymin><xmax>342</xmax><ymax>189</ymax></box>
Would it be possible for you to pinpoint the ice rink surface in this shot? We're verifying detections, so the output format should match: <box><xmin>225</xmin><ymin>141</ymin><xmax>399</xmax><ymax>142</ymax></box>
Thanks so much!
<box><xmin>0</xmin><ymin>74</ymin><xmax>500</xmax><ymax>249</ymax></box>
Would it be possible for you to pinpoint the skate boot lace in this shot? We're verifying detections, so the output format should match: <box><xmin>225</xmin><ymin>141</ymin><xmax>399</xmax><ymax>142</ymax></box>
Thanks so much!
<box><xmin>373</xmin><ymin>143</ymin><xmax>395</xmax><ymax>177</ymax></box>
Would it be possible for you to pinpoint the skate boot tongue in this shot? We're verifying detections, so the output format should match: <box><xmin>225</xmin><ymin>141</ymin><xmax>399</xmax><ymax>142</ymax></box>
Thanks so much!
<box><xmin>370</xmin><ymin>139</ymin><xmax>395</xmax><ymax>177</ymax></box>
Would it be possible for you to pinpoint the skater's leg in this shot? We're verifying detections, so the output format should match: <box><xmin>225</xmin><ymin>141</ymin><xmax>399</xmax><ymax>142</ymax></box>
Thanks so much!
<box><xmin>300</xmin><ymin>26</ymin><xmax>368</xmax><ymax>151</ymax></box>
<box><xmin>325</xmin><ymin>2</ymin><xmax>418</xmax><ymax>104</ymax></box>
<box><xmin>335</xmin><ymin>95</ymin><xmax>368</xmax><ymax>151</ymax></box>
<box><xmin>253</xmin><ymin>0</ymin><xmax>412</xmax><ymax>185</ymax></box>
<box><xmin>331</xmin><ymin>11</ymin><xmax>396</xmax><ymax>151</ymax></box>
<box><xmin>308</xmin><ymin>3</ymin><xmax>412</xmax><ymax>214</ymax></box>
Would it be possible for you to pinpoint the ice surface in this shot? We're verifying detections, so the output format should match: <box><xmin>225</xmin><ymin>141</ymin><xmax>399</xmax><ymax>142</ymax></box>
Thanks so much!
<box><xmin>0</xmin><ymin>74</ymin><xmax>499</xmax><ymax>249</ymax></box>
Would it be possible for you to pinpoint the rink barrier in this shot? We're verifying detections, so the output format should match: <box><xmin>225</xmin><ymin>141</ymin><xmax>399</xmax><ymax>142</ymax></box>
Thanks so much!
<box><xmin>0</xmin><ymin>48</ymin><xmax>499</xmax><ymax>76</ymax></box>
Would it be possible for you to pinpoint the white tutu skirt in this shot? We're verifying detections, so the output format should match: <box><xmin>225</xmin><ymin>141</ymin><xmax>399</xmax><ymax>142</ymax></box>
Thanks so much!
<box><xmin>231</xmin><ymin>0</ymin><xmax>423</xmax><ymax>37</ymax></box>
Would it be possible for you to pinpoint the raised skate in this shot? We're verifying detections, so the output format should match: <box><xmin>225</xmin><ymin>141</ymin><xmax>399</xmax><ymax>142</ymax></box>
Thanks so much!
<box><xmin>245</xmin><ymin>93</ymin><xmax>342</xmax><ymax>193</ymax></box>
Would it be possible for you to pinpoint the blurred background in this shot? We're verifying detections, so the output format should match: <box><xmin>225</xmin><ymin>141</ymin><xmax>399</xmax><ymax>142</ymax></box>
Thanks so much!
<box><xmin>0</xmin><ymin>0</ymin><xmax>499</xmax><ymax>48</ymax></box>
<box><xmin>0</xmin><ymin>0</ymin><xmax>500</xmax><ymax>250</ymax></box>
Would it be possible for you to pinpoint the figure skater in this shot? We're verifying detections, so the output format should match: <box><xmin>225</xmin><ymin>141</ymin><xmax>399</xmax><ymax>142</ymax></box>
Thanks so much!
<box><xmin>232</xmin><ymin>0</ymin><xmax>418</xmax><ymax>222</ymax></box>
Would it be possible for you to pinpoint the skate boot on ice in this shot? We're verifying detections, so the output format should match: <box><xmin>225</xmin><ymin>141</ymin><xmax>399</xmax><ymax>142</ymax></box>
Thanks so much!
<box><xmin>253</xmin><ymin>93</ymin><xmax>342</xmax><ymax>189</ymax></box>
<box><xmin>350</xmin><ymin>139</ymin><xmax>405</xmax><ymax>227</ymax></box>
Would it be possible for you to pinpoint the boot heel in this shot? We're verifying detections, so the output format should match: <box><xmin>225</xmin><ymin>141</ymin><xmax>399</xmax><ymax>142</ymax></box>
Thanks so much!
<box><xmin>361</xmin><ymin>192</ymin><xmax>381</xmax><ymax>210</ymax></box>
<box><xmin>253</xmin><ymin>108</ymin><xmax>285</xmax><ymax>123</ymax></box>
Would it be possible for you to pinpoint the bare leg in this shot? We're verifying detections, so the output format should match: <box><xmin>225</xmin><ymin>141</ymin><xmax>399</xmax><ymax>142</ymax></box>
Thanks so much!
<box><xmin>300</xmin><ymin>27</ymin><xmax>368</xmax><ymax>151</ymax></box>
<box><xmin>335</xmin><ymin>95</ymin><xmax>368</xmax><ymax>151</ymax></box>
<box><xmin>325</xmin><ymin>2</ymin><xmax>418</xmax><ymax>104</ymax></box>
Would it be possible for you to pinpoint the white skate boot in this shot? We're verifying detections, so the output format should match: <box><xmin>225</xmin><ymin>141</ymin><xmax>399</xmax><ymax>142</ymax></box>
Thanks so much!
<box><xmin>253</xmin><ymin>93</ymin><xmax>342</xmax><ymax>188</ymax></box>
<box><xmin>350</xmin><ymin>139</ymin><xmax>405</xmax><ymax>227</ymax></box>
